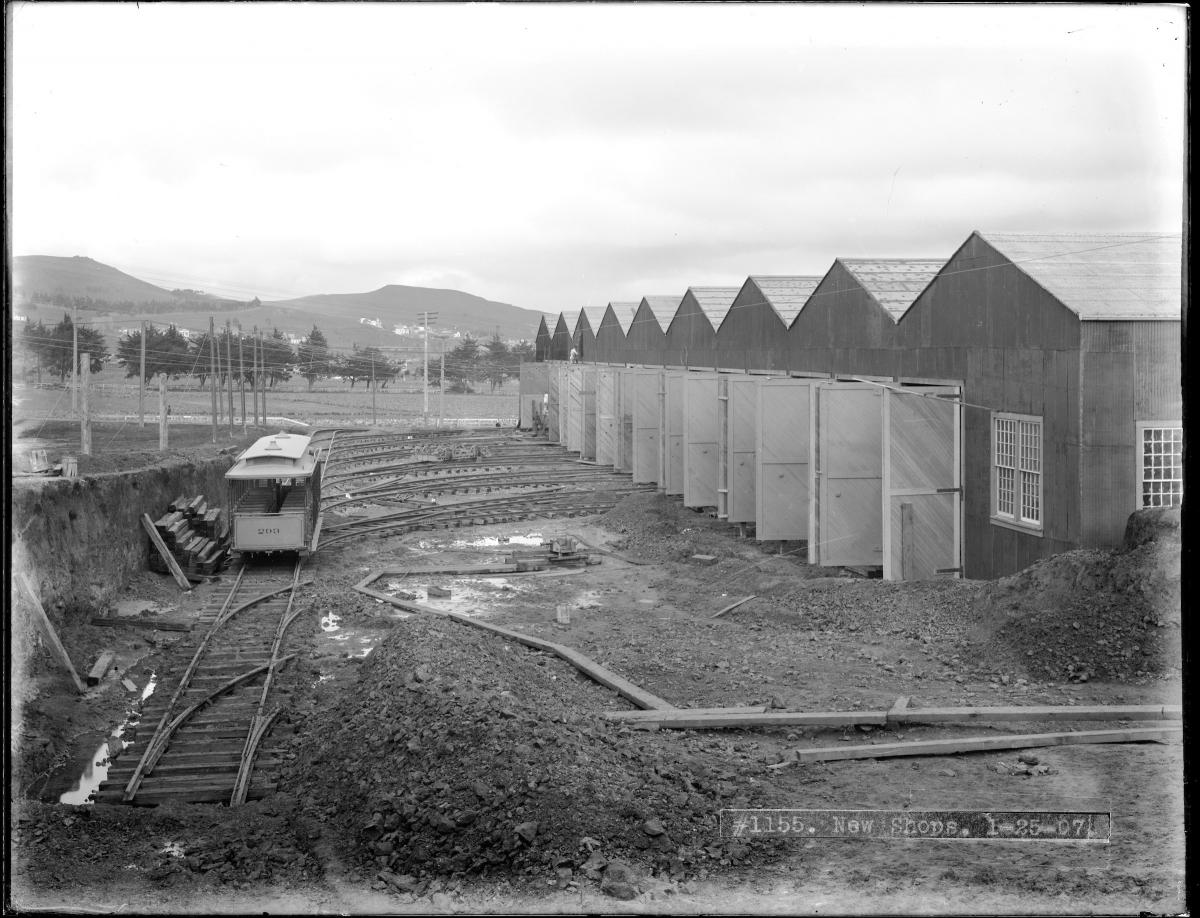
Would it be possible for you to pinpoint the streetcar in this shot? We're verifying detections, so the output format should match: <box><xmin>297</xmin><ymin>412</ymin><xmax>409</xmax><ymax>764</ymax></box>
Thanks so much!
<box><xmin>225</xmin><ymin>432</ymin><xmax>323</xmax><ymax>555</ymax></box>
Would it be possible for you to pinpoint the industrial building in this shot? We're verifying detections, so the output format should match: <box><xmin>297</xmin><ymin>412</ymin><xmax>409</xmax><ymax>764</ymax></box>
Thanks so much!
<box><xmin>520</xmin><ymin>230</ymin><xmax>1182</xmax><ymax>580</ymax></box>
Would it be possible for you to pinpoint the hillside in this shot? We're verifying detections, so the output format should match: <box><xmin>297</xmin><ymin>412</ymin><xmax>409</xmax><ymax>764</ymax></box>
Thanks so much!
<box><xmin>266</xmin><ymin>285</ymin><xmax>541</xmax><ymax>339</ymax></box>
<box><xmin>12</xmin><ymin>255</ymin><xmax>184</xmax><ymax>305</ymax></box>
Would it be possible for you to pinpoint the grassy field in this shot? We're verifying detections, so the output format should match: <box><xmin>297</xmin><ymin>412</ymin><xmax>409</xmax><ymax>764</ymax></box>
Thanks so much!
<box><xmin>12</xmin><ymin>365</ymin><xmax>520</xmax><ymax>427</ymax></box>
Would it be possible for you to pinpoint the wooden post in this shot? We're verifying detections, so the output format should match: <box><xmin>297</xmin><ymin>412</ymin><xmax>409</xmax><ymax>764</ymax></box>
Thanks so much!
<box><xmin>141</xmin><ymin>514</ymin><xmax>192</xmax><ymax>590</ymax></box>
<box><xmin>158</xmin><ymin>373</ymin><xmax>168</xmax><ymax>450</ymax></box>
<box><xmin>259</xmin><ymin>330</ymin><xmax>267</xmax><ymax>425</ymax></box>
<box><xmin>371</xmin><ymin>355</ymin><xmax>377</xmax><ymax>426</ymax></box>
<box><xmin>251</xmin><ymin>325</ymin><xmax>260</xmax><ymax>427</ymax></box>
<box><xmin>80</xmin><ymin>352</ymin><xmax>92</xmax><ymax>455</ymax></box>
<box><xmin>209</xmin><ymin>317</ymin><xmax>218</xmax><ymax>442</ymax></box>
<box><xmin>225</xmin><ymin>319</ymin><xmax>235</xmax><ymax>438</ymax></box>
<box><xmin>71</xmin><ymin>305</ymin><xmax>79</xmax><ymax>414</ymax></box>
<box><xmin>238</xmin><ymin>326</ymin><xmax>246</xmax><ymax>434</ymax></box>
<box><xmin>138</xmin><ymin>320</ymin><xmax>146</xmax><ymax>429</ymax></box>
<box><xmin>17</xmin><ymin>572</ymin><xmax>87</xmax><ymax>693</ymax></box>
<box><xmin>900</xmin><ymin>502</ymin><xmax>914</xmax><ymax>581</ymax></box>
<box><xmin>439</xmin><ymin>342</ymin><xmax>445</xmax><ymax>424</ymax></box>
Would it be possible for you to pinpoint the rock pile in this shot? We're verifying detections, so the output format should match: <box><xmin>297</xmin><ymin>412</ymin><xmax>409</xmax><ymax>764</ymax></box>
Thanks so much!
<box><xmin>280</xmin><ymin>616</ymin><xmax>779</xmax><ymax>889</ymax></box>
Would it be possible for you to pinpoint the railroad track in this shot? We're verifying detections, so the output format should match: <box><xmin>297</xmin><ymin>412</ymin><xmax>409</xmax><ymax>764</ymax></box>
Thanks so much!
<box><xmin>97</xmin><ymin>560</ymin><xmax>310</xmax><ymax>806</ymax></box>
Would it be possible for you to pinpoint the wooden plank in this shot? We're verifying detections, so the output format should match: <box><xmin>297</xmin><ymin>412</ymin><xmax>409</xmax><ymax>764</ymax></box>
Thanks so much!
<box><xmin>890</xmin><ymin>704</ymin><xmax>1182</xmax><ymax>724</ymax></box>
<box><xmin>887</xmin><ymin>696</ymin><xmax>910</xmax><ymax>721</ymax></box>
<box><xmin>17</xmin><ymin>573</ymin><xmax>87</xmax><ymax>694</ymax></box>
<box><xmin>712</xmin><ymin>595</ymin><xmax>757</xmax><ymax>619</ymax></box>
<box><xmin>87</xmin><ymin>650</ymin><xmax>116</xmax><ymax>686</ymax></box>
<box><xmin>617</xmin><ymin>710</ymin><xmax>889</xmax><ymax>730</ymax></box>
<box><xmin>604</xmin><ymin>706</ymin><xmax>768</xmax><ymax>721</ymax></box>
<box><xmin>90</xmin><ymin>616</ymin><xmax>195</xmax><ymax>632</ymax></box>
<box><xmin>122</xmin><ymin>677</ymin><xmax>138</xmax><ymax>692</ymax></box>
<box><xmin>792</xmin><ymin>726</ymin><xmax>1182</xmax><ymax>765</ymax></box>
<box><xmin>142</xmin><ymin>513</ymin><xmax>193</xmax><ymax>590</ymax></box>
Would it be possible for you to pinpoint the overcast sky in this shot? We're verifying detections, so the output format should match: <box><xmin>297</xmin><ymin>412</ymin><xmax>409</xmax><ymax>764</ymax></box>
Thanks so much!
<box><xmin>10</xmin><ymin>3</ymin><xmax>1185</xmax><ymax>313</ymax></box>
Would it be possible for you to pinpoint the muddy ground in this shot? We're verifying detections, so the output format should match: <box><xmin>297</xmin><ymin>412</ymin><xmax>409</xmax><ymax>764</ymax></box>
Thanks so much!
<box><xmin>10</xmin><ymin>493</ymin><xmax>1184</xmax><ymax>914</ymax></box>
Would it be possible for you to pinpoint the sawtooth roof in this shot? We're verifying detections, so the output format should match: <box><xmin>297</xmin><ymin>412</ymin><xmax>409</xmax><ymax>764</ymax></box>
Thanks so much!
<box><xmin>556</xmin><ymin>310</ymin><xmax>580</xmax><ymax>336</ymax></box>
<box><xmin>579</xmin><ymin>306</ymin><xmax>608</xmax><ymax>334</ymax></box>
<box><xmin>639</xmin><ymin>295</ymin><xmax>684</xmax><ymax>333</ymax></box>
<box><xmin>746</xmin><ymin>276</ymin><xmax>824</xmax><ymax>326</ymax></box>
<box><xmin>684</xmin><ymin>287</ymin><xmax>741</xmax><ymax>329</ymax></box>
<box><xmin>977</xmin><ymin>232</ymin><xmax>1182</xmax><ymax>320</ymax></box>
<box><xmin>605</xmin><ymin>302</ymin><xmax>640</xmax><ymax>334</ymax></box>
<box><xmin>838</xmin><ymin>259</ymin><xmax>946</xmax><ymax>320</ymax></box>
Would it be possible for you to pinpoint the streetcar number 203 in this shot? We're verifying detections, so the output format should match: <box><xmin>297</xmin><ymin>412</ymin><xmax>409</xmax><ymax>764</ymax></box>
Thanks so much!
<box><xmin>256</xmin><ymin>527</ymin><xmax>281</xmax><ymax>536</ymax></box>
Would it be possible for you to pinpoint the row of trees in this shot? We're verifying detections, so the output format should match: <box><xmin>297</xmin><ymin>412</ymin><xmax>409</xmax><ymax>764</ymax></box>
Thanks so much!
<box><xmin>18</xmin><ymin>317</ymin><xmax>535</xmax><ymax>392</ymax></box>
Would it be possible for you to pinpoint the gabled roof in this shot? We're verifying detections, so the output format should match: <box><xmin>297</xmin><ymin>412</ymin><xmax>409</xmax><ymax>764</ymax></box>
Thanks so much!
<box><xmin>604</xmin><ymin>302</ymin><xmax>639</xmax><ymax>335</ymax></box>
<box><xmin>684</xmin><ymin>287</ymin><xmax>740</xmax><ymax>329</ymax></box>
<box><xmin>838</xmin><ymin>259</ymin><xmax>945</xmax><ymax>320</ymax></box>
<box><xmin>639</xmin><ymin>295</ymin><xmax>683</xmax><ymax>333</ymax></box>
<box><xmin>535</xmin><ymin>315</ymin><xmax>552</xmax><ymax>336</ymax></box>
<box><xmin>579</xmin><ymin>305</ymin><xmax>608</xmax><ymax>334</ymax></box>
<box><xmin>745</xmin><ymin>276</ymin><xmax>823</xmax><ymax>326</ymax></box>
<box><xmin>555</xmin><ymin>310</ymin><xmax>580</xmax><ymax>336</ymax></box>
<box><xmin>977</xmin><ymin>232</ymin><xmax>1182</xmax><ymax>320</ymax></box>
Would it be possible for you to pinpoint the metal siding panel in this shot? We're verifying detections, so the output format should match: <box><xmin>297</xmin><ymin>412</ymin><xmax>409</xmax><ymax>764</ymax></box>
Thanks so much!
<box><xmin>755</xmin><ymin>379</ymin><xmax>811</xmax><ymax>540</ymax></box>
<box><xmin>683</xmin><ymin>373</ymin><xmax>719</xmax><ymax>507</ymax></box>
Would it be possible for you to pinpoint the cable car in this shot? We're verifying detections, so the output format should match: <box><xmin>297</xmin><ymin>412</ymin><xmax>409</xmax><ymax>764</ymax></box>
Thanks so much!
<box><xmin>226</xmin><ymin>432</ymin><xmax>322</xmax><ymax>555</ymax></box>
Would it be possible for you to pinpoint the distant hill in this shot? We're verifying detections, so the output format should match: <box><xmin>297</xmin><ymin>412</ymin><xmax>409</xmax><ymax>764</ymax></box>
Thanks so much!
<box><xmin>266</xmin><ymin>285</ymin><xmax>541</xmax><ymax>340</ymax></box>
<box><xmin>11</xmin><ymin>256</ymin><xmax>546</xmax><ymax>345</ymax></box>
<box><xmin>12</xmin><ymin>255</ymin><xmax>186</xmax><ymax>305</ymax></box>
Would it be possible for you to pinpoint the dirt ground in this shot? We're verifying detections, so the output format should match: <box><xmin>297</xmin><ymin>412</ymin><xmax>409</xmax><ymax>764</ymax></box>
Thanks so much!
<box><xmin>11</xmin><ymin>484</ymin><xmax>1185</xmax><ymax>915</ymax></box>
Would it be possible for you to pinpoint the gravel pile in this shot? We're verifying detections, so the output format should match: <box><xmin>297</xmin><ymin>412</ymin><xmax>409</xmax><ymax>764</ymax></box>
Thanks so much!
<box><xmin>600</xmin><ymin>494</ymin><xmax>747</xmax><ymax>565</ymax></box>
<box><xmin>279</xmin><ymin>616</ymin><xmax>779</xmax><ymax>890</ymax></box>
<box><xmin>976</xmin><ymin>534</ymin><xmax>1181</xmax><ymax>682</ymax></box>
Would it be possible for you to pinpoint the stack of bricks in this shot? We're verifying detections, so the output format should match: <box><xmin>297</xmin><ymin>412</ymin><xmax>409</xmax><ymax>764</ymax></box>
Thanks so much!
<box><xmin>150</xmin><ymin>494</ymin><xmax>230</xmax><ymax>576</ymax></box>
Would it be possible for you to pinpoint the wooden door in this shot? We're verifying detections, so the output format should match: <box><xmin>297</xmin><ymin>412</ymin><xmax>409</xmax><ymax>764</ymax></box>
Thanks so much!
<box><xmin>596</xmin><ymin>368</ymin><xmax>617</xmax><ymax>466</ymax></box>
<box><xmin>727</xmin><ymin>375</ymin><xmax>759</xmax><ymax>524</ymax></box>
<box><xmin>518</xmin><ymin>362</ymin><xmax>549</xmax><ymax>429</ymax></box>
<box><xmin>813</xmin><ymin>383</ymin><xmax>883</xmax><ymax>567</ymax></box>
<box><xmin>755</xmin><ymin>378</ymin><xmax>812</xmax><ymax>540</ymax></box>
<box><xmin>882</xmin><ymin>386</ymin><xmax>961</xmax><ymax>579</ymax></box>
<box><xmin>565</xmin><ymin>366</ymin><xmax>583</xmax><ymax>453</ymax></box>
<box><xmin>663</xmin><ymin>371</ymin><xmax>685</xmax><ymax>496</ymax></box>
<box><xmin>616</xmin><ymin>369</ymin><xmax>634</xmax><ymax>473</ymax></box>
<box><xmin>632</xmin><ymin>370</ymin><xmax>660</xmax><ymax>484</ymax></box>
<box><xmin>547</xmin><ymin>364</ymin><xmax>561</xmax><ymax>443</ymax></box>
<box><xmin>683</xmin><ymin>372</ymin><xmax>719</xmax><ymax>508</ymax></box>
<box><xmin>580</xmin><ymin>367</ymin><xmax>597</xmax><ymax>460</ymax></box>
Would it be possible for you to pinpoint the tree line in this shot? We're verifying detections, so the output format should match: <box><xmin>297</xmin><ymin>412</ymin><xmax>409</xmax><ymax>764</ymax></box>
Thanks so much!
<box><xmin>18</xmin><ymin>316</ymin><xmax>534</xmax><ymax>392</ymax></box>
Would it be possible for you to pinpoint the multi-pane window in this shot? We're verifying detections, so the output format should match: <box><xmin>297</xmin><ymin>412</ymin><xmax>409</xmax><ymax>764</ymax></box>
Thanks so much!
<box><xmin>993</xmin><ymin>413</ymin><xmax>1042</xmax><ymax>529</ymax></box>
<box><xmin>1139</xmin><ymin>425</ymin><xmax>1183</xmax><ymax>508</ymax></box>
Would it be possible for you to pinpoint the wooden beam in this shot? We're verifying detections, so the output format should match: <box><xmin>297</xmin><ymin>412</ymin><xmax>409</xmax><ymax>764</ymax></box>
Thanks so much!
<box><xmin>16</xmin><ymin>573</ymin><xmax>87</xmax><ymax>694</ymax></box>
<box><xmin>886</xmin><ymin>696</ymin><xmax>910</xmax><ymax>722</ymax></box>
<box><xmin>712</xmin><ymin>595</ymin><xmax>757</xmax><ymax>619</ymax></box>
<box><xmin>612</xmin><ymin>710</ymin><xmax>889</xmax><ymax>730</ymax></box>
<box><xmin>141</xmin><ymin>513</ymin><xmax>192</xmax><ymax>590</ymax></box>
<box><xmin>790</xmin><ymin>726</ymin><xmax>1182</xmax><ymax>765</ymax></box>
<box><xmin>888</xmin><ymin>704</ymin><xmax>1182</xmax><ymax>724</ymax></box>
<box><xmin>90</xmin><ymin>616</ymin><xmax>194</xmax><ymax>633</ymax></box>
<box><xmin>87</xmin><ymin>650</ymin><xmax>116</xmax><ymax>686</ymax></box>
<box><xmin>604</xmin><ymin>706</ymin><xmax>768</xmax><ymax>721</ymax></box>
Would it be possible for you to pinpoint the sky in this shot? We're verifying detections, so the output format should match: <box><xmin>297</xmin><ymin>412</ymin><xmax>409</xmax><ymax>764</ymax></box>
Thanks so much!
<box><xmin>10</xmin><ymin>3</ymin><xmax>1186</xmax><ymax>315</ymax></box>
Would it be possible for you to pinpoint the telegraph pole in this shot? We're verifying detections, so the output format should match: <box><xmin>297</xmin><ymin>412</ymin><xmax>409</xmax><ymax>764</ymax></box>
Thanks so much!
<box><xmin>371</xmin><ymin>354</ymin><xmax>377</xmax><ymax>426</ymax></box>
<box><xmin>159</xmin><ymin>373</ymin><xmax>168</xmax><ymax>450</ymax></box>
<box><xmin>209</xmin><ymin>317</ymin><xmax>218</xmax><ymax>442</ymax></box>
<box><xmin>71</xmin><ymin>306</ymin><xmax>79</xmax><ymax>414</ymax></box>
<box><xmin>259</xmin><ymin>329</ymin><xmax>267</xmax><ymax>426</ymax></box>
<box><xmin>439</xmin><ymin>339</ymin><xmax>445</xmax><ymax>424</ymax></box>
<box><xmin>252</xmin><ymin>325</ymin><xmax>260</xmax><ymax>427</ymax></box>
<box><xmin>417</xmin><ymin>310</ymin><xmax>439</xmax><ymax>420</ymax></box>
<box><xmin>80</xmin><ymin>352</ymin><xmax>92</xmax><ymax>455</ymax></box>
<box><xmin>225</xmin><ymin>319</ymin><xmax>235</xmax><ymax>438</ymax></box>
<box><xmin>138</xmin><ymin>320</ymin><xmax>146</xmax><ymax>428</ymax></box>
<box><xmin>238</xmin><ymin>325</ymin><xmax>247</xmax><ymax>433</ymax></box>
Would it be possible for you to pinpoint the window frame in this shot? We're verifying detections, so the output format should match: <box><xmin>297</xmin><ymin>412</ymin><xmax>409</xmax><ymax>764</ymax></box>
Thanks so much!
<box><xmin>991</xmin><ymin>411</ymin><xmax>1044</xmax><ymax>534</ymax></box>
<box><xmin>1136</xmin><ymin>420</ymin><xmax>1183</xmax><ymax>509</ymax></box>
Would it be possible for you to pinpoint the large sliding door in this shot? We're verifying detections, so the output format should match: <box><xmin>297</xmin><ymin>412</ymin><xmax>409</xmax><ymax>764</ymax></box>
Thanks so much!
<box><xmin>755</xmin><ymin>378</ymin><xmax>813</xmax><ymax>541</ymax></box>
<box><xmin>518</xmin><ymin>362</ymin><xmax>549</xmax><ymax>430</ymax></box>
<box><xmin>683</xmin><ymin>372</ymin><xmax>719</xmax><ymax>508</ymax></box>
<box><xmin>564</xmin><ymin>366</ymin><xmax>583</xmax><ymax>453</ymax></box>
<box><xmin>882</xmin><ymin>386</ymin><xmax>961</xmax><ymax>579</ymax></box>
<box><xmin>596</xmin><ymin>367</ymin><xmax>617</xmax><ymax>466</ymax></box>
<box><xmin>726</xmin><ymin>375</ymin><xmax>760</xmax><ymax>524</ymax></box>
<box><xmin>547</xmin><ymin>364</ymin><xmax>561</xmax><ymax>443</ymax></box>
<box><xmin>632</xmin><ymin>369</ymin><xmax>660</xmax><ymax>484</ymax></box>
<box><xmin>580</xmin><ymin>367</ymin><xmax>597</xmax><ymax>460</ymax></box>
<box><xmin>812</xmin><ymin>383</ymin><xmax>883</xmax><ymax>567</ymax></box>
<box><xmin>662</xmin><ymin>371</ymin><xmax>685</xmax><ymax>496</ymax></box>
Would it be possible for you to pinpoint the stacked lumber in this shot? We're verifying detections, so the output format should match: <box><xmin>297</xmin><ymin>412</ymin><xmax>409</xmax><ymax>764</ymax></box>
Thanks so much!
<box><xmin>150</xmin><ymin>494</ymin><xmax>229</xmax><ymax>576</ymax></box>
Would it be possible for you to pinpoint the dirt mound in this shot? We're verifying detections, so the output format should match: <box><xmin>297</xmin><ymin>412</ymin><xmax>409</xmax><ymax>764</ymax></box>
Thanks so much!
<box><xmin>600</xmin><ymin>493</ymin><xmax>772</xmax><ymax>566</ymax></box>
<box><xmin>975</xmin><ymin>533</ymin><xmax>1181</xmax><ymax>682</ymax></box>
<box><xmin>280</xmin><ymin>616</ymin><xmax>779</xmax><ymax>888</ymax></box>
<box><xmin>1122</xmin><ymin>506</ymin><xmax>1181</xmax><ymax>551</ymax></box>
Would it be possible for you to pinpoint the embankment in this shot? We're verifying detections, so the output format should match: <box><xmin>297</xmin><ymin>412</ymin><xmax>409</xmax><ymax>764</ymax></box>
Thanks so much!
<box><xmin>11</xmin><ymin>456</ymin><xmax>235</xmax><ymax>619</ymax></box>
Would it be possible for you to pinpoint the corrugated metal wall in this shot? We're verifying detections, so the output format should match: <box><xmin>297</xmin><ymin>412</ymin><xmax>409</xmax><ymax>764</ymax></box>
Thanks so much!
<box><xmin>716</xmin><ymin>280</ymin><xmax>789</xmax><ymax>372</ymax></box>
<box><xmin>664</xmin><ymin>293</ymin><xmax>717</xmax><ymax>369</ymax></box>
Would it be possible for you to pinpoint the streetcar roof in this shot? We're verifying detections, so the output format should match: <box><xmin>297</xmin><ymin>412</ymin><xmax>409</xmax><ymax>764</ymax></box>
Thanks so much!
<box><xmin>226</xmin><ymin>433</ymin><xmax>317</xmax><ymax>480</ymax></box>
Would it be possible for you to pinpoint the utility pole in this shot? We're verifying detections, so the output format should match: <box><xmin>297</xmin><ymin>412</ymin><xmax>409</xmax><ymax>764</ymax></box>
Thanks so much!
<box><xmin>80</xmin><ymin>352</ymin><xmax>92</xmax><ymax>455</ymax></box>
<box><xmin>209</xmin><ymin>317</ymin><xmax>218</xmax><ymax>442</ymax></box>
<box><xmin>371</xmin><ymin>354</ymin><xmax>377</xmax><ymax>426</ymax></box>
<box><xmin>159</xmin><ymin>373</ymin><xmax>168</xmax><ymax>450</ymax></box>
<box><xmin>71</xmin><ymin>305</ymin><xmax>79</xmax><ymax>414</ymax></box>
<box><xmin>225</xmin><ymin>319</ymin><xmax>235</xmax><ymax>438</ymax></box>
<box><xmin>260</xmin><ymin>329</ymin><xmax>267</xmax><ymax>427</ymax></box>
<box><xmin>238</xmin><ymin>325</ymin><xmax>246</xmax><ymax>434</ymax></box>
<box><xmin>439</xmin><ymin>339</ymin><xmax>445</xmax><ymax>424</ymax></box>
<box><xmin>138</xmin><ymin>320</ymin><xmax>146</xmax><ymax>429</ymax></box>
<box><xmin>417</xmin><ymin>310</ymin><xmax>439</xmax><ymax>421</ymax></box>
<box><xmin>252</xmin><ymin>325</ymin><xmax>260</xmax><ymax>427</ymax></box>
